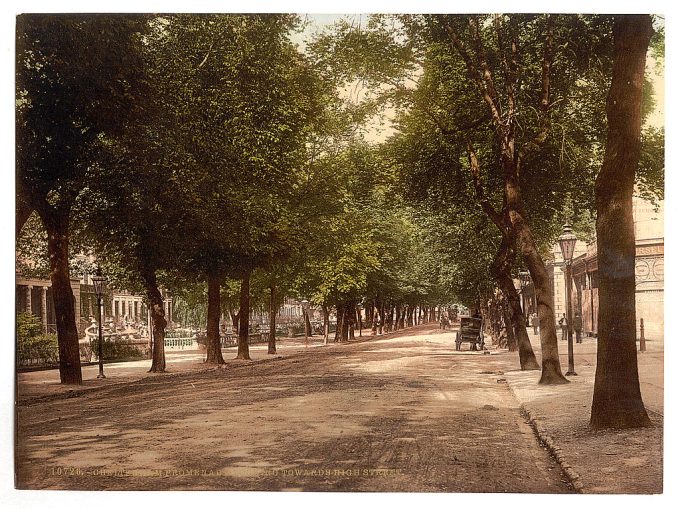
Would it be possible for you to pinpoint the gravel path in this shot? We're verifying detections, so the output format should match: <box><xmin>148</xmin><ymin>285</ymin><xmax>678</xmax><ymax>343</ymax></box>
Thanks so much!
<box><xmin>16</xmin><ymin>325</ymin><xmax>573</xmax><ymax>492</ymax></box>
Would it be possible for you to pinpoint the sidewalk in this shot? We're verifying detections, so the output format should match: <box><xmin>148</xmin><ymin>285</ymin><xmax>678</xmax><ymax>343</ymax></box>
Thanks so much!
<box><xmin>16</xmin><ymin>327</ymin><xmax>407</xmax><ymax>404</ymax></box>
<box><xmin>498</xmin><ymin>329</ymin><xmax>663</xmax><ymax>494</ymax></box>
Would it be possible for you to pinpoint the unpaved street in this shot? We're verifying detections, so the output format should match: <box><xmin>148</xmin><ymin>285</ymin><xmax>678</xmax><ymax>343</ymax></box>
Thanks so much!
<box><xmin>16</xmin><ymin>325</ymin><xmax>573</xmax><ymax>492</ymax></box>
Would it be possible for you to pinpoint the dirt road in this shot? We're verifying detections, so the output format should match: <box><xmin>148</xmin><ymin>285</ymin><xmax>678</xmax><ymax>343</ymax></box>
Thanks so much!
<box><xmin>16</xmin><ymin>325</ymin><xmax>573</xmax><ymax>492</ymax></box>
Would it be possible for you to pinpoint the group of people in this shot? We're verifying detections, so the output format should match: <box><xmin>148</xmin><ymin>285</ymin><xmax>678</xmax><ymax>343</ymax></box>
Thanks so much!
<box><xmin>528</xmin><ymin>311</ymin><xmax>583</xmax><ymax>343</ymax></box>
<box><xmin>558</xmin><ymin>312</ymin><xmax>583</xmax><ymax>343</ymax></box>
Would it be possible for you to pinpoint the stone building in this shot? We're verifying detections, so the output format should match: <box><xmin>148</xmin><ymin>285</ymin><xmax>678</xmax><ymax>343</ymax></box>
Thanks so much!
<box><xmin>16</xmin><ymin>272</ymin><xmax>173</xmax><ymax>336</ymax></box>
<box><xmin>519</xmin><ymin>196</ymin><xmax>663</xmax><ymax>340</ymax></box>
<box><xmin>569</xmin><ymin>197</ymin><xmax>664</xmax><ymax>339</ymax></box>
<box><xmin>15</xmin><ymin>276</ymin><xmax>81</xmax><ymax>334</ymax></box>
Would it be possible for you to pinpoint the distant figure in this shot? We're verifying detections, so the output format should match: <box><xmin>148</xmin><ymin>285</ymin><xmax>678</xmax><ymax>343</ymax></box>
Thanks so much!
<box><xmin>574</xmin><ymin>313</ymin><xmax>583</xmax><ymax>344</ymax></box>
<box><xmin>558</xmin><ymin>313</ymin><xmax>567</xmax><ymax>341</ymax></box>
<box><xmin>531</xmin><ymin>313</ymin><xmax>539</xmax><ymax>335</ymax></box>
<box><xmin>472</xmin><ymin>308</ymin><xmax>482</xmax><ymax>319</ymax></box>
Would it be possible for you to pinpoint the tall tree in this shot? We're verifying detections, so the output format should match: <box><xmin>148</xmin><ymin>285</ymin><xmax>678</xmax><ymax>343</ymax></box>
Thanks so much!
<box><xmin>16</xmin><ymin>15</ymin><xmax>149</xmax><ymax>384</ymax></box>
<box><xmin>429</xmin><ymin>14</ymin><xmax>566</xmax><ymax>383</ymax></box>
<box><xmin>590</xmin><ymin>15</ymin><xmax>654</xmax><ymax>429</ymax></box>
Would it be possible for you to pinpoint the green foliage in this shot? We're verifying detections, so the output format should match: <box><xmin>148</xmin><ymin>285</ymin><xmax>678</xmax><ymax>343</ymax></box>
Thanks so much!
<box><xmin>16</xmin><ymin>14</ymin><xmax>664</xmax><ymax>335</ymax></box>
<box><xmin>16</xmin><ymin>313</ymin><xmax>43</xmax><ymax>343</ymax></box>
<box><xmin>99</xmin><ymin>340</ymin><xmax>144</xmax><ymax>361</ymax></box>
<box><xmin>16</xmin><ymin>15</ymin><xmax>150</xmax><ymax>214</ymax></box>
<box><xmin>638</xmin><ymin>127</ymin><xmax>665</xmax><ymax>204</ymax></box>
<box><xmin>16</xmin><ymin>313</ymin><xmax>59</xmax><ymax>365</ymax></box>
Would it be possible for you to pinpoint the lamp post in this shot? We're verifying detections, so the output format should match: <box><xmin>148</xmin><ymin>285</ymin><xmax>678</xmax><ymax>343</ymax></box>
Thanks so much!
<box><xmin>91</xmin><ymin>268</ymin><xmax>107</xmax><ymax>379</ymax></box>
<box><xmin>518</xmin><ymin>270</ymin><xmax>530</xmax><ymax>317</ymax></box>
<box><xmin>558</xmin><ymin>224</ymin><xmax>578</xmax><ymax>376</ymax></box>
<box><xmin>301</xmin><ymin>299</ymin><xmax>310</xmax><ymax>347</ymax></box>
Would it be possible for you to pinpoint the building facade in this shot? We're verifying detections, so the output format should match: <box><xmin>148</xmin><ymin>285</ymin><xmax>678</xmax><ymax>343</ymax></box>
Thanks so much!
<box><xmin>16</xmin><ymin>276</ymin><xmax>81</xmax><ymax>334</ymax></box>
<box><xmin>569</xmin><ymin>197</ymin><xmax>664</xmax><ymax>338</ymax></box>
<box><xmin>16</xmin><ymin>272</ymin><xmax>173</xmax><ymax>336</ymax></box>
<box><xmin>519</xmin><ymin>197</ymin><xmax>663</xmax><ymax>340</ymax></box>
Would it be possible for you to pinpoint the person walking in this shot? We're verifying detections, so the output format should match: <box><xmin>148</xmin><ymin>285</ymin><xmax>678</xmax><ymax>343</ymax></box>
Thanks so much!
<box><xmin>531</xmin><ymin>312</ymin><xmax>539</xmax><ymax>335</ymax></box>
<box><xmin>574</xmin><ymin>312</ymin><xmax>583</xmax><ymax>343</ymax></box>
<box><xmin>559</xmin><ymin>313</ymin><xmax>567</xmax><ymax>341</ymax></box>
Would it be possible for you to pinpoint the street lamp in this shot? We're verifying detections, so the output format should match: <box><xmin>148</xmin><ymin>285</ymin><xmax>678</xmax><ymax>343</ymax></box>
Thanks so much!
<box><xmin>91</xmin><ymin>268</ymin><xmax>107</xmax><ymax>379</ymax></box>
<box><xmin>301</xmin><ymin>299</ymin><xmax>310</xmax><ymax>347</ymax></box>
<box><xmin>518</xmin><ymin>270</ymin><xmax>530</xmax><ymax>316</ymax></box>
<box><xmin>558</xmin><ymin>224</ymin><xmax>578</xmax><ymax>376</ymax></box>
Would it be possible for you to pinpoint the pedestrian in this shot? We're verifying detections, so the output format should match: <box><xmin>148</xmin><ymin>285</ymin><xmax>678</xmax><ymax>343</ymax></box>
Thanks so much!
<box><xmin>559</xmin><ymin>313</ymin><xmax>567</xmax><ymax>341</ymax></box>
<box><xmin>574</xmin><ymin>312</ymin><xmax>583</xmax><ymax>343</ymax></box>
<box><xmin>531</xmin><ymin>312</ymin><xmax>539</xmax><ymax>335</ymax></box>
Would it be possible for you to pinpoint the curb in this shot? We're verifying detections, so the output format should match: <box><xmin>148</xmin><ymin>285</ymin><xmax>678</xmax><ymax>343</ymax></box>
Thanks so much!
<box><xmin>519</xmin><ymin>403</ymin><xmax>585</xmax><ymax>493</ymax></box>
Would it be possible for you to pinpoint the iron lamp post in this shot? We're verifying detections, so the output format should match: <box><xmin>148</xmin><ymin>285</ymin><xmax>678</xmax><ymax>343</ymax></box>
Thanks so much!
<box><xmin>518</xmin><ymin>270</ymin><xmax>530</xmax><ymax>317</ymax></box>
<box><xmin>558</xmin><ymin>224</ymin><xmax>578</xmax><ymax>376</ymax></box>
<box><xmin>91</xmin><ymin>269</ymin><xmax>107</xmax><ymax>379</ymax></box>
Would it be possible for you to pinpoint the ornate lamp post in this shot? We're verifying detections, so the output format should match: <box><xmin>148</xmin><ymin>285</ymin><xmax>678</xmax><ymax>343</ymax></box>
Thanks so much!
<box><xmin>301</xmin><ymin>299</ymin><xmax>310</xmax><ymax>347</ymax></box>
<box><xmin>518</xmin><ymin>270</ymin><xmax>530</xmax><ymax>316</ymax></box>
<box><xmin>91</xmin><ymin>268</ymin><xmax>107</xmax><ymax>379</ymax></box>
<box><xmin>558</xmin><ymin>224</ymin><xmax>578</xmax><ymax>376</ymax></box>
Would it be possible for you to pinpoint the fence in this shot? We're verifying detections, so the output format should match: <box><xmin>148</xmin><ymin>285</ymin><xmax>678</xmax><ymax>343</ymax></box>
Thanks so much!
<box><xmin>164</xmin><ymin>337</ymin><xmax>197</xmax><ymax>349</ymax></box>
<box><xmin>219</xmin><ymin>332</ymin><xmax>269</xmax><ymax>347</ymax></box>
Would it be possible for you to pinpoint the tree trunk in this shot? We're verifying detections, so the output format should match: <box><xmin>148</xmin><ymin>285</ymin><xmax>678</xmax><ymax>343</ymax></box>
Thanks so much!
<box><xmin>322</xmin><ymin>304</ymin><xmax>329</xmax><ymax>344</ymax></box>
<box><xmin>236</xmin><ymin>271</ymin><xmax>251</xmax><ymax>360</ymax></box>
<box><xmin>42</xmin><ymin>210</ymin><xmax>82</xmax><ymax>384</ymax></box>
<box><xmin>229</xmin><ymin>308</ymin><xmax>240</xmax><ymax>335</ymax></box>
<box><xmin>205</xmin><ymin>270</ymin><xmax>225</xmax><ymax>364</ymax></box>
<box><xmin>490</xmin><ymin>295</ymin><xmax>504</xmax><ymax>347</ymax></box>
<box><xmin>348</xmin><ymin>303</ymin><xmax>355</xmax><ymax>340</ymax></box>
<box><xmin>502</xmin><ymin>297</ymin><xmax>518</xmax><ymax>352</ymax></box>
<box><xmin>357</xmin><ymin>305</ymin><xmax>363</xmax><ymax>334</ymax></box>
<box><xmin>334</xmin><ymin>301</ymin><xmax>343</xmax><ymax>342</ymax></box>
<box><xmin>304</xmin><ymin>308</ymin><xmax>313</xmax><ymax>337</ymax></box>
<box><xmin>141</xmin><ymin>267</ymin><xmax>166</xmax><ymax>373</ymax></box>
<box><xmin>513</xmin><ymin>219</ymin><xmax>567</xmax><ymax>383</ymax></box>
<box><xmin>591</xmin><ymin>15</ymin><xmax>653</xmax><ymax>429</ymax></box>
<box><xmin>268</xmin><ymin>285</ymin><xmax>277</xmax><ymax>354</ymax></box>
<box><xmin>500</xmin><ymin>277</ymin><xmax>538</xmax><ymax>368</ymax></box>
<box><xmin>491</xmin><ymin>234</ymin><xmax>540</xmax><ymax>370</ymax></box>
<box><xmin>341</xmin><ymin>302</ymin><xmax>350</xmax><ymax>341</ymax></box>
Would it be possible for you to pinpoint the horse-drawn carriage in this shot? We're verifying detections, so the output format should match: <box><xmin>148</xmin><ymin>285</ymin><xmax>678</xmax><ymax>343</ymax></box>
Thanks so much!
<box><xmin>455</xmin><ymin>317</ymin><xmax>484</xmax><ymax>351</ymax></box>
